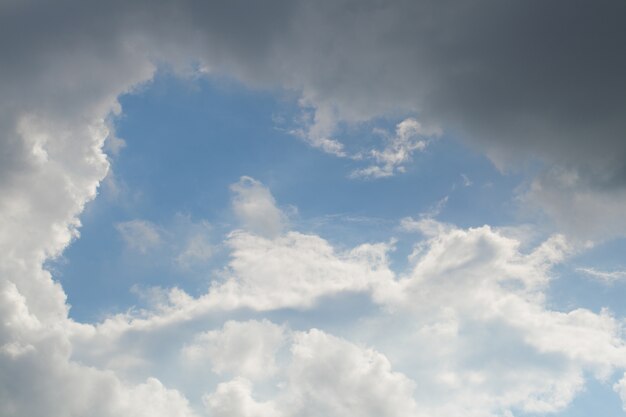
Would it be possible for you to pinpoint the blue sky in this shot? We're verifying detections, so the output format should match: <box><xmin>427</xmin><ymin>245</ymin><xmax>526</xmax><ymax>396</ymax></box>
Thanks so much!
<box><xmin>3</xmin><ymin>2</ymin><xmax>626</xmax><ymax>417</ymax></box>
<box><xmin>56</xmin><ymin>73</ymin><xmax>526</xmax><ymax>321</ymax></box>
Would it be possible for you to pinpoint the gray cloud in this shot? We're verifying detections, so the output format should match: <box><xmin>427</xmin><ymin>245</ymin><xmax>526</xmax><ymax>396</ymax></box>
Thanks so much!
<box><xmin>3</xmin><ymin>0</ymin><xmax>624</xmax><ymax>171</ymax></box>
<box><xmin>3</xmin><ymin>0</ymin><xmax>620</xmax><ymax>235</ymax></box>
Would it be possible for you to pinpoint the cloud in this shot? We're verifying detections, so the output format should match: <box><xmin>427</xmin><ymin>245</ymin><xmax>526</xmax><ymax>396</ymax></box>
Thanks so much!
<box><xmin>2</xmin><ymin>0</ymin><xmax>626</xmax><ymax>236</ymax></box>
<box><xmin>524</xmin><ymin>168</ymin><xmax>626</xmax><ymax>239</ymax></box>
<box><xmin>577</xmin><ymin>267</ymin><xmax>626</xmax><ymax>285</ymax></box>
<box><xmin>283</xmin><ymin>329</ymin><xmax>419</xmax><ymax>417</ymax></box>
<box><xmin>231</xmin><ymin>176</ymin><xmax>286</xmax><ymax>238</ymax></box>
<box><xmin>182</xmin><ymin>320</ymin><xmax>286</xmax><ymax>380</ymax></box>
<box><xmin>614</xmin><ymin>374</ymin><xmax>626</xmax><ymax>412</ymax></box>
<box><xmin>2</xmin><ymin>1</ymin><xmax>626</xmax><ymax>415</ymax></box>
<box><xmin>207</xmin><ymin>230</ymin><xmax>393</xmax><ymax>311</ymax></box>
<box><xmin>83</xmin><ymin>213</ymin><xmax>626</xmax><ymax>415</ymax></box>
<box><xmin>351</xmin><ymin>118</ymin><xmax>441</xmax><ymax>179</ymax></box>
<box><xmin>202</xmin><ymin>328</ymin><xmax>418</xmax><ymax>417</ymax></box>
<box><xmin>116</xmin><ymin>219</ymin><xmax>162</xmax><ymax>253</ymax></box>
<box><xmin>0</xmin><ymin>277</ymin><xmax>198</xmax><ymax>417</ymax></box>
<box><xmin>204</xmin><ymin>378</ymin><xmax>282</xmax><ymax>417</ymax></box>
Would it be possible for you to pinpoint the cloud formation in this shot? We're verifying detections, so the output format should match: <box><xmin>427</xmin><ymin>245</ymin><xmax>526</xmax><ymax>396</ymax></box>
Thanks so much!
<box><xmin>231</xmin><ymin>176</ymin><xmax>286</xmax><ymax>238</ymax></box>
<box><xmin>76</xmin><ymin>184</ymin><xmax>626</xmax><ymax>416</ymax></box>
<box><xmin>3</xmin><ymin>0</ymin><xmax>626</xmax><ymax>234</ymax></box>
<box><xmin>351</xmin><ymin>118</ymin><xmax>441</xmax><ymax>179</ymax></box>
<box><xmin>2</xmin><ymin>1</ymin><xmax>626</xmax><ymax>416</ymax></box>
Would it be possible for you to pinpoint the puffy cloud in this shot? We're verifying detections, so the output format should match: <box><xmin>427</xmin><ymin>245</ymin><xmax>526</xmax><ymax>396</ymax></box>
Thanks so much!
<box><xmin>231</xmin><ymin>176</ymin><xmax>286</xmax><ymax>238</ymax></box>
<box><xmin>207</xmin><ymin>230</ymin><xmax>394</xmax><ymax>311</ymax></box>
<box><xmin>0</xmin><ymin>274</ymin><xmax>197</xmax><ymax>417</ymax></box>
<box><xmin>362</xmin><ymin>220</ymin><xmax>626</xmax><ymax>416</ymax></box>
<box><xmin>283</xmin><ymin>329</ymin><xmax>419</xmax><ymax>417</ymax></box>
<box><xmin>182</xmin><ymin>320</ymin><xmax>286</xmax><ymax>380</ymax></box>
<box><xmin>84</xmin><ymin>215</ymin><xmax>626</xmax><ymax>416</ymax></box>
<box><xmin>202</xmin><ymin>328</ymin><xmax>418</xmax><ymax>417</ymax></box>
<box><xmin>204</xmin><ymin>378</ymin><xmax>282</xmax><ymax>417</ymax></box>
<box><xmin>89</xmin><ymin>228</ymin><xmax>394</xmax><ymax>335</ymax></box>
<box><xmin>0</xmin><ymin>3</ymin><xmax>186</xmax><ymax>414</ymax></box>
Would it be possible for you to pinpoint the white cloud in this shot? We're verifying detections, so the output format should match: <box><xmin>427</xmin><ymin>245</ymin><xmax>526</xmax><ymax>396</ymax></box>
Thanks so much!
<box><xmin>116</xmin><ymin>219</ymin><xmax>162</xmax><ymax>253</ymax></box>
<box><xmin>351</xmin><ymin>118</ymin><xmax>441</xmax><ymax>179</ymax></box>
<box><xmin>231</xmin><ymin>176</ymin><xmax>286</xmax><ymax>238</ymax></box>
<box><xmin>103</xmin><ymin>121</ymin><xmax>126</xmax><ymax>156</ymax></box>
<box><xmin>0</xmin><ymin>11</ymin><xmax>196</xmax><ymax>413</ymax></box>
<box><xmin>204</xmin><ymin>378</ymin><xmax>282</xmax><ymax>417</ymax></box>
<box><xmin>363</xmin><ymin>222</ymin><xmax>626</xmax><ymax>416</ymax></box>
<box><xmin>182</xmin><ymin>320</ymin><xmax>286</xmax><ymax>380</ymax></box>
<box><xmin>577</xmin><ymin>267</ymin><xmax>626</xmax><ymax>284</ymax></box>
<box><xmin>614</xmin><ymin>373</ymin><xmax>626</xmax><ymax>411</ymax></box>
<box><xmin>202</xmin><ymin>328</ymin><xmax>418</xmax><ymax>417</ymax></box>
<box><xmin>207</xmin><ymin>230</ymin><xmax>394</xmax><ymax>311</ymax></box>
<box><xmin>82</xmin><ymin>214</ymin><xmax>626</xmax><ymax>416</ymax></box>
<box><xmin>283</xmin><ymin>329</ymin><xmax>419</xmax><ymax>417</ymax></box>
<box><xmin>0</xmin><ymin>274</ymin><xmax>198</xmax><ymax>417</ymax></box>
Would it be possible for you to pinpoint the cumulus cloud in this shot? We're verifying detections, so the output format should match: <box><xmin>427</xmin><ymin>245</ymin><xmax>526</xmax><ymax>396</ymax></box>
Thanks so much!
<box><xmin>206</xmin><ymin>230</ymin><xmax>394</xmax><ymax>311</ymax></box>
<box><xmin>204</xmin><ymin>378</ymin><xmax>282</xmax><ymax>417</ymax></box>
<box><xmin>202</xmin><ymin>328</ymin><xmax>418</xmax><ymax>417</ymax></box>
<box><xmin>283</xmin><ymin>329</ymin><xmax>419</xmax><ymax>417</ymax></box>
<box><xmin>231</xmin><ymin>176</ymin><xmax>286</xmax><ymax>238</ymax></box>
<box><xmin>182</xmin><ymin>320</ymin><xmax>286</xmax><ymax>380</ymax></box>
<box><xmin>93</xmin><ymin>228</ymin><xmax>394</xmax><ymax>331</ymax></box>
<box><xmin>80</xmin><ymin>213</ymin><xmax>626</xmax><ymax>416</ymax></box>
<box><xmin>2</xmin><ymin>1</ymin><xmax>626</xmax><ymax>415</ymax></box>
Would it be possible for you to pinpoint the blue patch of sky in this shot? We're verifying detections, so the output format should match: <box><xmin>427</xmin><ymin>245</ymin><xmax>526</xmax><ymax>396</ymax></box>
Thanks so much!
<box><xmin>547</xmin><ymin>237</ymin><xmax>626</xmax><ymax>317</ymax></box>
<box><xmin>51</xmin><ymin>71</ymin><xmax>527</xmax><ymax>323</ymax></box>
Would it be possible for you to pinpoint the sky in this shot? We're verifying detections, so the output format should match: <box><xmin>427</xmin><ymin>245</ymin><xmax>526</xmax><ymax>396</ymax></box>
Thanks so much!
<box><xmin>1</xmin><ymin>1</ymin><xmax>626</xmax><ymax>417</ymax></box>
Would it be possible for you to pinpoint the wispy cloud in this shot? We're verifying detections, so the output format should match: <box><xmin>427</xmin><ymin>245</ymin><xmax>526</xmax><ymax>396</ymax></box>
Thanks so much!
<box><xmin>351</xmin><ymin>118</ymin><xmax>441</xmax><ymax>179</ymax></box>
<box><xmin>577</xmin><ymin>267</ymin><xmax>626</xmax><ymax>284</ymax></box>
<box><xmin>115</xmin><ymin>220</ymin><xmax>162</xmax><ymax>253</ymax></box>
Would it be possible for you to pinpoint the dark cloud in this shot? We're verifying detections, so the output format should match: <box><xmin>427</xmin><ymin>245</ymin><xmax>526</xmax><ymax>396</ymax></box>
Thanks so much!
<box><xmin>3</xmin><ymin>0</ymin><xmax>624</xmax><ymax>165</ymax></box>
<box><xmin>1</xmin><ymin>0</ymin><xmax>625</xmax><ymax>241</ymax></box>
